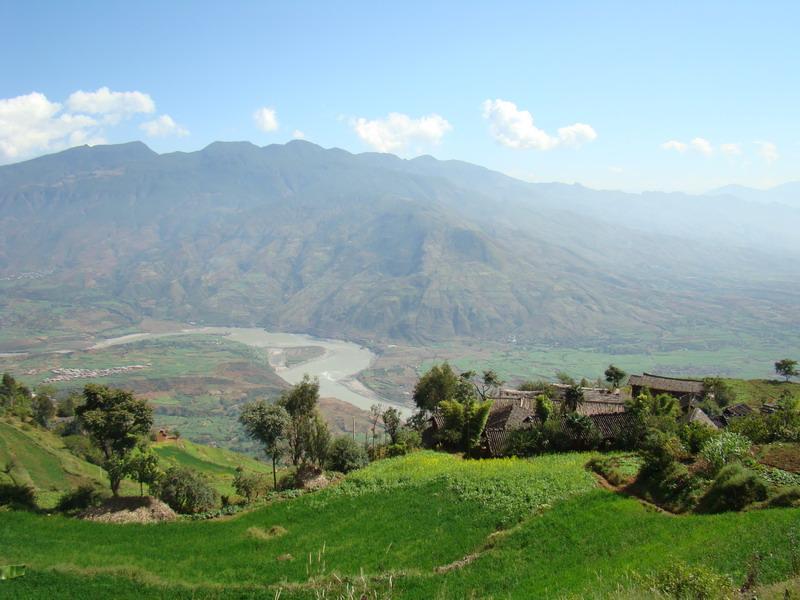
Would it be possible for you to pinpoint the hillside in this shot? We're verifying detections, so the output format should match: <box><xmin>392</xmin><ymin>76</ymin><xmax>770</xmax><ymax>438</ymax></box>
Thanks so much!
<box><xmin>2</xmin><ymin>451</ymin><xmax>800</xmax><ymax>598</ymax></box>
<box><xmin>0</xmin><ymin>419</ymin><xmax>273</xmax><ymax>505</ymax></box>
<box><xmin>1</xmin><ymin>141</ymin><xmax>799</xmax><ymax>348</ymax></box>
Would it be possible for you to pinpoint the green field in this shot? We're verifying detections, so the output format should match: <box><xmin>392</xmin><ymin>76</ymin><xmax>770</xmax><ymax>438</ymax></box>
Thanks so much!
<box><xmin>152</xmin><ymin>439</ymin><xmax>275</xmax><ymax>496</ymax></box>
<box><xmin>2</xmin><ymin>451</ymin><xmax>800</xmax><ymax>598</ymax></box>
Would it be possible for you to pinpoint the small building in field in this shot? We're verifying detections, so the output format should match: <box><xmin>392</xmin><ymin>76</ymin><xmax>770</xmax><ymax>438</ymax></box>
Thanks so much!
<box><xmin>628</xmin><ymin>373</ymin><xmax>706</xmax><ymax>404</ymax></box>
<box><xmin>155</xmin><ymin>429</ymin><xmax>178</xmax><ymax>443</ymax></box>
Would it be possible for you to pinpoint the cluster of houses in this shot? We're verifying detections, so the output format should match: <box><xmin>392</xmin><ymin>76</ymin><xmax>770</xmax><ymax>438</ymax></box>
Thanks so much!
<box><xmin>426</xmin><ymin>372</ymin><xmax>760</xmax><ymax>457</ymax></box>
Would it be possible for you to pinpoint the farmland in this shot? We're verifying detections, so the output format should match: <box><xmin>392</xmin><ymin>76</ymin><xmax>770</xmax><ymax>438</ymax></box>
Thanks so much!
<box><xmin>2</xmin><ymin>451</ymin><xmax>800</xmax><ymax>598</ymax></box>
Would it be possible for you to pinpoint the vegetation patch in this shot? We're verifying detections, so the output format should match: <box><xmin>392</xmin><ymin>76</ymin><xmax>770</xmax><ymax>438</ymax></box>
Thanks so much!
<box><xmin>246</xmin><ymin>525</ymin><xmax>287</xmax><ymax>541</ymax></box>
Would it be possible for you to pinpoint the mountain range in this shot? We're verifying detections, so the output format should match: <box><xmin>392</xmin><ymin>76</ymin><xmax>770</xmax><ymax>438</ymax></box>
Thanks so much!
<box><xmin>1</xmin><ymin>140</ymin><xmax>798</xmax><ymax>347</ymax></box>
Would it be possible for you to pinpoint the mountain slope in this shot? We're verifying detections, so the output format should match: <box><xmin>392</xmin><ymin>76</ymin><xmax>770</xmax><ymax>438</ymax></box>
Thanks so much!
<box><xmin>0</xmin><ymin>141</ymin><xmax>798</xmax><ymax>345</ymax></box>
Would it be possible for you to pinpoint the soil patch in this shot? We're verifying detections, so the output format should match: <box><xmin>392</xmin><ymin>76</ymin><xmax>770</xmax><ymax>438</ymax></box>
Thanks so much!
<box><xmin>80</xmin><ymin>496</ymin><xmax>177</xmax><ymax>524</ymax></box>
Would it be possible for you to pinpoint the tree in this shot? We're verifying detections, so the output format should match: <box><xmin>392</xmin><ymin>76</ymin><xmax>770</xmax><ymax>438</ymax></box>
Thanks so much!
<box><xmin>31</xmin><ymin>394</ymin><xmax>56</xmax><ymax>427</ymax></box>
<box><xmin>368</xmin><ymin>404</ymin><xmax>383</xmax><ymax>451</ymax></box>
<box><xmin>239</xmin><ymin>400</ymin><xmax>290</xmax><ymax>489</ymax></box>
<box><xmin>305</xmin><ymin>411</ymin><xmax>331</xmax><ymax>469</ymax></box>
<box><xmin>277</xmin><ymin>376</ymin><xmax>330</xmax><ymax>470</ymax></box>
<box><xmin>155</xmin><ymin>466</ymin><xmax>216</xmax><ymax>514</ymax></box>
<box><xmin>127</xmin><ymin>447</ymin><xmax>162</xmax><ymax>496</ymax></box>
<box><xmin>233</xmin><ymin>467</ymin><xmax>267</xmax><ymax>502</ymax></box>
<box><xmin>438</xmin><ymin>397</ymin><xmax>493</xmax><ymax>452</ymax></box>
<box><xmin>563</xmin><ymin>385</ymin><xmax>584</xmax><ymax>413</ymax></box>
<box><xmin>412</xmin><ymin>363</ymin><xmax>459</xmax><ymax>413</ymax></box>
<box><xmin>326</xmin><ymin>436</ymin><xmax>368</xmax><ymax>473</ymax></box>
<box><xmin>534</xmin><ymin>394</ymin><xmax>553</xmax><ymax>423</ymax></box>
<box><xmin>461</xmin><ymin>370</ymin><xmax>504</xmax><ymax>401</ymax></box>
<box><xmin>775</xmin><ymin>359</ymin><xmax>799</xmax><ymax>382</ymax></box>
<box><xmin>381</xmin><ymin>407</ymin><xmax>402</xmax><ymax>444</ymax></box>
<box><xmin>604</xmin><ymin>365</ymin><xmax>627</xmax><ymax>389</ymax></box>
<box><xmin>555</xmin><ymin>371</ymin><xmax>576</xmax><ymax>386</ymax></box>
<box><xmin>75</xmin><ymin>384</ymin><xmax>153</xmax><ymax>496</ymax></box>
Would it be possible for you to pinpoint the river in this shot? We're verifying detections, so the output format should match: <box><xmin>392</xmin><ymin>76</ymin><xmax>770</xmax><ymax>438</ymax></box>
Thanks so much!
<box><xmin>90</xmin><ymin>326</ymin><xmax>410</xmax><ymax>415</ymax></box>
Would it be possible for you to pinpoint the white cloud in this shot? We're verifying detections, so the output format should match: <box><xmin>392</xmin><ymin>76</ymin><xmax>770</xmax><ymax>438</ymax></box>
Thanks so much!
<box><xmin>661</xmin><ymin>140</ymin><xmax>688</xmax><ymax>152</ymax></box>
<box><xmin>720</xmin><ymin>143</ymin><xmax>742</xmax><ymax>156</ymax></box>
<box><xmin>292</xmin><ymin>129</ymin><xmax>306</xmax><ymax>139</ymax></box>
<box><xmin>253</xmin><ymin>107</ymin><xmax>279</xmax><ymax>132</ymax></box>
<box><xmin>755</xmin><ymin>141</ymin><xmax>779</xmax><ymax>163</ymax></box>
<box><xmin>67</xmin><ymin>86</ymin><xmax>155</xmax><ymax>121</ymax></box>
<box><xmin>139</xmin><ymin>114</ymin><xmax>188</xmax><ymax>138</ymax></box>
<box><xmin>0</xmin><ymin>92</ymin><xmax>98</xmax><ymax>162</ymax></box>
<box><xmin>482</xmin><ymin>99</ymin><xmax>597</xmax><ymax>150</ymax></box>
<box><xmin>352</xmin><ymin>112</ymin><xmax>452</xmax><ymax>153</ymax></box>
<box><xmin>690</xmin><ymin>137</ymin><xmax>713</xmax><ymax>156</ymax></box>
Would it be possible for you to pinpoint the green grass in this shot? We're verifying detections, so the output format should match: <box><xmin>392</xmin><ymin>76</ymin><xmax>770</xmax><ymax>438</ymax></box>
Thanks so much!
<box><xmin>3</xmin><ymin>450</ymin><xmax>799</xmax><ymax>598</ymax></box>
<box><xmin>152</xmin><ymin>439</ymin><xmax>275</xmax><ymax>496</ymax></box>
<box><xmin>0</xmin><ymin>420</ymin><xmax>137</xmax><ymax>507</ymax></box>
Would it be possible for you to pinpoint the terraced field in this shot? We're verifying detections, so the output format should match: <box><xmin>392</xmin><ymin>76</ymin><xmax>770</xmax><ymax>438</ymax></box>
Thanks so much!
<box><xmin>2</xmin><ymin>451</ymin><xmax>800</xmax><ymax>598</ymax></box>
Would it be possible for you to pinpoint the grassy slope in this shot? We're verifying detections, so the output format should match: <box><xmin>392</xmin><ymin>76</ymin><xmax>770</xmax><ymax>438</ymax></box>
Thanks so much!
<box><xmin>152</xmin><ymin>439</ymin><xmax>274</xmax><ymax>496</ymax></box>
<box><xmin>725</xmin><ymin>378</ymin><xmax>800</xmax><ymax>407</ymax></box>
<box><xmin>0</xmin><ymin>420</ymin><xmax>137</xmax><ymax>506</ymax></box>
<box><xmin>2</xmin><ymin>451</ymin><xmax>800</xmax><ymax>598</ymax></box>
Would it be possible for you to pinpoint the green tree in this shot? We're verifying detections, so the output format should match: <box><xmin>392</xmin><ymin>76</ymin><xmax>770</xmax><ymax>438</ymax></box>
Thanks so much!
<box><xmin>412</xmin><ymin>363</ymin><xmax>459</xmax><ymax>413</ymax></box>
<box><xmin>381</xmin><ymin>406</ymin><xmax>402</xmax><ymax>444</ymax></box>
<box><xmin>460</xmin><ymin>369</ymin><xmax>504</xmax><ymax>401</ymax></box>
<box><xmin>127</xmin><ymin>447</ymin><xmax>162</xmax><ymax>496</ymax></box>
<box><xmin>239</xmin><ymin>400</ymin><xmax>290</xmax><ymax>489</ymax></box>
<box><xmin>31</xmin><ymin>393</ymin><xmax>56</xmax><ymax>427</ymax></box>
<box><xmin>563</xmin><ymin>384</ymin><xmax>584</xmax><ymax>413</ymax></box>
<box><xmin>277</xmin><ymin>377</ymin><xmax>330</xmax><ymax>470</ymax></box>
<box><xmin>232</xmin><ymin>467</ymin><xmax>267</xmax><ymax>502</ymax></box>
<box><xmin>155</xmin><ymin>466</ymin><xmax>216</xmax><ymax>514</ymax></box>
<box><xmin>326</xmin><ymin>436</ymin><xmax>368</xmax><ymax>473</ymax></box>
<box><xmin>534</xmin><ymin>394</ymin><xmax>553</xmax><ymax>422</ymax></box>
<box><xmin>75</xmin><ymin>384</ymin><xmax>153</xmax><ymax>496</ymax></box>
<box><xmin>438</xmin><ymin>397</ymin><xmax>493</xmax><ymax>452</ymax></box>
<box><xmin>604</xmin><ymin>365</ymin><xmax>627</xmax><ymax>389</ymax></box>
<box><xmin>775</xmin><ymin>359</ymin><xmax>799</xmax><ymax>382</ymax></box>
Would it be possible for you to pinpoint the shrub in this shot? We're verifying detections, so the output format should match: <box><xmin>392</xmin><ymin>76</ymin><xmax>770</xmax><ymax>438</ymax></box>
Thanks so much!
<box><xmin>56</xmin><ymin>484</ymin><xmax>106</xmax><ymax>512</ymax></box>
<box><xmin>326</xmin><ymin>436</ymin><xmax>368</xmax><ymax>473</ymax></box>
<box><xmin>767</xmin><ymin>486</ymin><xmax>800</xmax><ymax>508</ymax></box>
<box><xmin>385</xmin><ymin>443</ymin><xmax>408</xmax><ymax>457</ymax></box>
<box><xmin>700</xmin><ymin>431</ymin><xmax>751</xmax><ymax>474</ymax></box>
<box><xmin>155</xmin><ymin>467</ymin><xmax>217</xmax><ymax>514</ymax></box>
<box><xmin>680</xmin><ymin>422</ymin><xmax>719</xmax><ymax>454</ymax></box>
<box><xmin>233</xmin><ymin>467</ymin><xmax>268</xmax><ymax>502</ymax></box>
<box><xmin>0</xmin><ymin>482</ymin><xmax>36</xmax><ymax>510</ymax></box>
<box><xmin>698</xmin><ymin>463</ymin><xmax>767</xmax><ymax>514</ymax></box>
<box><xmin>395</xmin><ymin>427</ymin><xmax>421</xmax><ymax>451</ymax></box>
<box><xmin>504</xmin><ymin>426</ymin><xmax>548</xmax><ymax>457</ymax></box>
<box><xmin>727</xmin><ymin>415</ymin><xmax>771</xmax><ymax>444</ymax></box>
<box><xmin>639</xmin><ymin>431</ymin><xmax>686</xmax><ymax>477</ymax></box>
<box><xmin>637</xmin><ymin>561</ymin><xmax>735</xmax><ymax>599</ymax></box>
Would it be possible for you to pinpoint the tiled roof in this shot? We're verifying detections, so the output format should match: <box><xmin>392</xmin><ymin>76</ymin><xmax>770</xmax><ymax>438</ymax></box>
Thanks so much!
<box><xmin>683</xmin><ymin>407</ymin><xmax>719</xmax><ymax>429</ymax></box>
<box><xmin>628</xmin><ymin>373</ymin><xmax>705</xmax><ymax>395</ymax></box>
<box><xmin>723</xmin><ymin>403</ymin><xmax>753</xmax><ymax>418</ymax></box>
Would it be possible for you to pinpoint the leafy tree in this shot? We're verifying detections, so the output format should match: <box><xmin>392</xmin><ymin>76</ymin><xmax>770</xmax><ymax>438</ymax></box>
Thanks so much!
<box><xmin>75</xmin><ymin>384</ymin><xmax>153</xmax><ymax>496</ymax></box>
<box><xmin>702</xmin><ymin>377</ymin><xmax>736</xmax><ymax>408</ymax></box>
<box><xmin>534</xmin><ymin>394</ymin><xmax>553</xmax><ymax>422</ymax></box>
<box><xmin>651</xmin><ymin>393</ymin><xmax>681</xmax><ymax>418</ymax></box>
<box><xmin>278</xmin><ymin>376</ymin><xmax>323</xmax><ymax>468</ymax></box>
<box><xmin>604</xmin><ymin>365</ymin><xmax>627</xmax><ymax>389</ymax></box>
<box><xmin>304</xmin><ymin>411</ymin><xmax>331</xmax><ymax>469</ymax></box>
<box><xmin>31</xmin><ymin>393</ymin><xmax>56</xmax><ymax>427</ymax></box>
<box><xmin>0</xmin><ymin>373</ymin><xmax>32</xmax><ymax>418</ymax></box>
<box><xmin>239</xmin><ymin>400</ymin><xmax>290</xmax><ymax>488</ymax></box>
<box><xmin>279</xmin><ymin>374</ymin><xmax>320</xmax><ymax>416</ymax></box>
<box><xmin>127</xmin><ymin>447</ymin><xmax>162</xmax><ymax>496</ymax></box>
<box><xmin>381</xmin><ymin>406</ymin><xmax>402</xmax><ymax>444</ymax></box>
<box><xmin>775</xmin><ymin>359</ymin><xmax>799</xmax><ymax>382</ymax></box>
<box><xmin>56</xmin><ymin>392</ymin><xmax>81</xmax><ymax>417</ymax></box>
<box><xmin>438</xmin><ymin>397</ymin><xmax>492</xmax><ymax>452</ymax></box>
<box><xmin>368</xmin><ymin>404</ymin><xmax>383</xmax><ymax>450</ymax></box>
<box><xmin>412</xmin><ymin>363</ymin><xmax>459</xmax><ymax>413</ymax></box>
<box><xmin>461</xmin><ymin>369</ymin><xmax>504</xmax><ymax>401</ymax></box>
<box><xmin>155</xmin><ymin>466</ymin><xmax>217</xmax><ymax>514</ymax></box>
<box><xmin>326</xmin><ymin>436</ymin><xmax>368</xmax><ymax>473</ymax></box>
<box><xmin>563</xmin><ymin>384</ymin><xmax>584</xmax><ymax>413</ymax></box>
<box><xmin>233</xmin><ymin>467</ymin><xmax>267</xmax><ymax>502</ymax></box>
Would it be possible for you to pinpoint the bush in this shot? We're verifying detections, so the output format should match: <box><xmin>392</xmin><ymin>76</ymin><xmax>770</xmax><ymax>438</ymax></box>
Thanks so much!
<box><xmin>767</xmin><ymin>485</ymin><xmax>800</xmax><ymax>508</ymax></box>
<box><xmin>395</xmin><ymin>427</ymin><xmax>422</xmax><ymax>451</ymax></box>
<box><xmin>728</xmin><ymin>415</ymin><xmax>771</xmax><ymax>444</ymax></box>
<box><xmin>698</xmin><ymin>463</ymin><xmax>767</xmax><ymax>514</ymax></box>
<box><xmin>232</xmin><ymin>467</ymin><xmax>268</xmax><ymax>502</ymax></box>
<box><xmin>385</xmin><ymin>443</ymin><xmax>408</xmax><ymax>457</ymax></box>
<box><xmin>62</xmin><ymin>434</ymin><xmax>104</xmax><ymax>466</ymax></box>
<box><xmin>56</xmin><ymin>484</ymin><xmax>106</xmax><ymax>512</ymax></box>
<box><xmin>680</xmin><ymin>422</ymin><xmax>718</xmax><ymax>455</ymax></box>
<box><xmin>504</xmin><ymin>426</ymin><xmax>549</xmax><ymax>457</ymax></box>
<box><xmin>639</xmin><ymin>431</ymin><xmax>686</xmax><ymax>477</ymax></box>
<box><xmin>326</xmin><ymin>436</ymin><xmax>368</xmax><ymax>473</ymax></box>
<box><xmin>637</xmin><ymin>561</ymin><xmax>735</xmax><ymax>599</ymax></box>
<box><xmin>0</xmin><ymin>482</ymin><xmax>36</xmax><ymax>510</ymax></box>
<box><xmin>700</xmin><ymin>431</ymin><xmax>752</xmax><ymax>474</ymax></box>
<box><xmin>155</xmin><ymin>467</ymin><xmax>217</xmax><ymax>514</ymax></box>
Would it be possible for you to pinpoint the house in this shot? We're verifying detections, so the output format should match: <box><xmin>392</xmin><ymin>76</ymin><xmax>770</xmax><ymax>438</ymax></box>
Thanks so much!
<box><xmin>683</xmin><ymin>406</ymin><xmax>719</xmax><ymax>430</ymax></box>
<box><xmin>155</xmin><ymin>428</ymin><xmax>178</xmax><ymax>443</ymax></box>
<box><xmin>628</xmin><ymin>373</ymin><xmax>706</xmax><ymax>404</ymax></box>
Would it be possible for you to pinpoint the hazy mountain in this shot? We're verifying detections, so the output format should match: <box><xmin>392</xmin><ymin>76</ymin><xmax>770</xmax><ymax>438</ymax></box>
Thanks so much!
<box><xmin>709</xmin><ymin>182</ymin><xmax>800</xmax><ymax>209</ymax></box>
<box><xmin>1</xmin><ymin>141</ymin><xmax>798</xmax><ymax>346</ymax></box>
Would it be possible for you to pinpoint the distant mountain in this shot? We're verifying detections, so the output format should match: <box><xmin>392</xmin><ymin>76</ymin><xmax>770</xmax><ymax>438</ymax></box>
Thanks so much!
<box><xmin>1</xmin><ymin>141</ymin><xmax>798</xmax><ymax>346</ymax></box>
<box><xmin>708</xmin><ymin>182</ymin><xmax>800</xmax><ymax>208</ymax></box>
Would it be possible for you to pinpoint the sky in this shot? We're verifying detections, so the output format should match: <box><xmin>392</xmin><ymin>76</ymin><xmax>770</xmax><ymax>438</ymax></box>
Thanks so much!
<box><xmin>1</xmin><ymin>0</ymin><xmax>798</xmax><ymax>193</ymax></box>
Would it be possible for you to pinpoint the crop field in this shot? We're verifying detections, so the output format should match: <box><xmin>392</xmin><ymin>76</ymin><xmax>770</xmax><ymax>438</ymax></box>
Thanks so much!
<box><xmin>2</xmin><ymin>451</ymin><xmax>800</xmax><ymax>598</ymax></box>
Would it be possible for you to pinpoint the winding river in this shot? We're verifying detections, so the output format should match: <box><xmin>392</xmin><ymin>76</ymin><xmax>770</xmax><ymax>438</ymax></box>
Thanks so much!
<box><xmin>90</xmin><ymin>327</ymin><xmax>410</xmax><ymax>415</ymax></box>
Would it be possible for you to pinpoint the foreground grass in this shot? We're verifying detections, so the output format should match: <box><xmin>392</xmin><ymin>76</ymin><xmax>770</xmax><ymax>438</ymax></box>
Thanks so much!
<box><xmin>2</xmin><ymin>451</ymin><xmax>799</xmax><ymax>598</ymax></box>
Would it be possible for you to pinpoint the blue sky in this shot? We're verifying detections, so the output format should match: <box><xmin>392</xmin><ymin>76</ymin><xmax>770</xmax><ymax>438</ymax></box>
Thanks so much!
<box><xmin>1</xmin><ymin>0</ymin><xmax>798</xmax><ymax>192</ymax></box>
